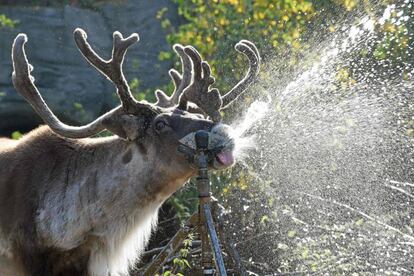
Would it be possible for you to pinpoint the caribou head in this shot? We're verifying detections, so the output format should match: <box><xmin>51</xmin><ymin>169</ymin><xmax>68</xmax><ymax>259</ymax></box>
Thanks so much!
<box><xmin>13</xmin><ymin>28</ymin><xmax>259</xmax><ymax>176</ymax></box>
<box><xmin>6</xmin><ymin>28</ymin><xmax>260</xmax><ymax>275</ymax></box>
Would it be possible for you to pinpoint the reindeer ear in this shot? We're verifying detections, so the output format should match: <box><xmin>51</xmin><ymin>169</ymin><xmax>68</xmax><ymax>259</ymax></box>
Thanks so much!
<box><xmin>103</xmin><ymin>114</ymin><xmax>148</xmax><ymax>140</ymax></box>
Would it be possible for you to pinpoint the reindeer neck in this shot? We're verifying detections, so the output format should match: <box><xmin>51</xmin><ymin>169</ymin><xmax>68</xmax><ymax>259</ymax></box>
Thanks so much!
<box><xmin>25</xmin><ymin>127</ymin><xmax>194</xmax><ymax>245</ymax></box>
<box><xmin>76</xmin><ymin>135</ymin><xmax>193</xmax><ymax>209</ymax></box>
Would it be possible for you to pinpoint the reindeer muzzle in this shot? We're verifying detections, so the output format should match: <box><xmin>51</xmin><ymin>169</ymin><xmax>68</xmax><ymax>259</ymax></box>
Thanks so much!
<box><xmin>178</xmin><ymin>125</ymin><xmax>235</xmax><ymax>168</ymax></box>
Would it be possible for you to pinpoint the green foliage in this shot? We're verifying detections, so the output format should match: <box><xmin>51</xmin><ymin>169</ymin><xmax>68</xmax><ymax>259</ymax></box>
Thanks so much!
<box><xmin>11</xmin><ymin>131</ymin><xmax>23</xmax><ymax>140</ymax></box>
<box><xmin>169</xmin><ymin>0</ymin><xmax>313</xmax><ymax>52</ymax></box>
<box><xmin>159</xmin><ymin>0</ymin><xmax>307</xmax><ymax>92</ymax></box>
<box><xmin>72</xmin><ymin>102</ymin><xmax>91</xmax><ymax>123</ymax></box>
<box><xmin>129</xmin><ymin>77</ymin><xmax>160</xmax><ymax>103</ymax></box>
<box><xmin>339</xmin><ymin>3</ymin><xmax>414</xmax><ymax>84</ymax></box>
<box><xmin>156</xmin><ymin>0</ymin><xmax>366</xmax><ymax>93</ymax></box>
<box><xmin>167</xmin><ymin>195</ymin><xmax>191</xmax><ymax>223</ymax></box>
<box><xmin>155</xmin><ymin>234</ymin><xmax>193</xmax><ymax>276</ymax></box>
<box><xmin>73</xmin><ymin>102</ymin><xmax>83</xmax><ymax>110</ymax></box>
<box><xmin>0</xmin><ymin>14</ymin><xmax>18</xmax><ymax>29</ymax></box>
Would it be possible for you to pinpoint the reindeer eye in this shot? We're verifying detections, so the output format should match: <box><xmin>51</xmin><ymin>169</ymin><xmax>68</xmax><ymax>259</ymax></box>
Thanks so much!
<box><xmin>155</xmin><ymin>121</ymin><xmax>166</xmax><ymax>131</ymax></box>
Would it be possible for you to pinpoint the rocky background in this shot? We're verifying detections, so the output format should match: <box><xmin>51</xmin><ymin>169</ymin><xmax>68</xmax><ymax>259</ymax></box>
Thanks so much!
<box><xmin>0</xmin><ymin>1</ymin><xmax>180</xmax><ymax>135</ymax></box>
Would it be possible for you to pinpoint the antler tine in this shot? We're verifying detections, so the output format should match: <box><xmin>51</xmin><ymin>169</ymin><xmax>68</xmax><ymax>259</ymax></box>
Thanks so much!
<box><xmin>154</xmin><ymin>69</ymin><xmax>181</xmax><ymax>107</ymax></box>
<box><xmin>178</xmin><ymin>46</ymin><xmax>222</xmax><ymax>122</ymax></box>
<box><xmin>239</xmin><ymin>39</ymin><xmax>260</xmax><ymax>63</ymax></box>
<box><xmin>184</xmin><ymin>46</ymin><xmax>203</xmax><ymax>81</ymax></box>
<box><xmin>221</xmin><ymin>40</ymin><xmax>260</xmax><ymax>109</ymax></box>
<box><xmin>171</xmin><ymin>41</ymin><xmax>260</xmax><ymax>121</ymax></box>
<box><xmin>12</xmin><ymin>34</ymin><xmax>121</xmax><ymax>138</ymax></box>
<box><xmin>168</xmin><ymin>69</ymin><xmax>182</xmax><ymax>93</ymax></box>
<box><xmin>73</xmin><ymin>28</ymin><xmax>149</xmax><ymax>114</ymax></box>
<box><xmin>171</xmin><ymin>44</ymin><xmax>193</xmax><ymax>103</ymax></box>
<box><xmin>155</xmin><ymin>44</ymin><xmax>192</xmax><ymax>108</ymax></box>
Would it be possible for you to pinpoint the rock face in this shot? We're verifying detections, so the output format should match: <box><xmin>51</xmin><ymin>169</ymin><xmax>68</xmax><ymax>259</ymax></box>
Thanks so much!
<box><xmin>0</xmin><ymin>1</ymin><xmax>180</xmax><ymax>135</ymax></box>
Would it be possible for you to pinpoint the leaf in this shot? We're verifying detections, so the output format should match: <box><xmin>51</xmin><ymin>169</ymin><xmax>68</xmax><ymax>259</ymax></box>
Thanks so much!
<box><xmin>260</xmin><ymin>215</ymin><xmax>269</xmax><ymax>224</ymax></box>
<box><xmin>158</xmin><ymin>51</ymin><xmax>172</xmax><ymax>61</ymax></box>
<box><xmin>287</xmin><ymin>230</ymin><xmax>296</xmax><ymax>238</ymax></box>
<box><xmin>11</xmin><ymin>131</ymin><xmax>23</xmax><ymax>140</ymax></box>
<box><xmin>0</xmin><ymin>14</ymin><xmax>18</xmax><ymax>29</ymax></box>
<box><xmin>183</xmin><ymin>259</ymin><xmax>191</xmax><ymax>268</ymax></box>
<box><xmin>277</xmin><ymin>243</ymin><xmax>289</xmax><ymax>250</ymax></box>
<box><xmin>355</xmin><ymin>218</ymin><xmax>364</xmax><ymax>226</ymax></box>
<box><xmin>73</xmin><ymin>102</ymin><xmax>84</xmax><ymax>110</ymax></box>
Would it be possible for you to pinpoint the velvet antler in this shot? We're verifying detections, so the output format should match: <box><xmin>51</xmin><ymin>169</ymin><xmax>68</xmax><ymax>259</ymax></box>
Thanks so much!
<box><xmin>12</xmin><ymin>28</ymin><xmax>157</xmax><ymax>139</ymax></box>
<box><xmin>172</xmin><ymin>40</ymin><xmax>260</xmax><ymax>122</ymax></box>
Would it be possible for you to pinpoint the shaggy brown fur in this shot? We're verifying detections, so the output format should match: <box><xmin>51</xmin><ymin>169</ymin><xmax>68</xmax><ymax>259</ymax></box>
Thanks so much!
<box><xmin>0</xmin><ymin>112</ymin><xmax>233</xmax><ymax>275</ymax></box>
<box><xmin>3</xmin><ymin>27</ymin><xmax>259</xmax><ymax>275</ymax></box>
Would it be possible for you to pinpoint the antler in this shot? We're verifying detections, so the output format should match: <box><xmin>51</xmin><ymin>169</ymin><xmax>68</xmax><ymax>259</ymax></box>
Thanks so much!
<box><xmin>175</xmin><ymin>40</ymin><xmax>260</xmax><ymax>122</ymax></box>
<box><xmin>178</xmin><ymin>46</ymin><xmax>223</xmax><ymax>122</ymax></box>
<box><xmin>155</xmin><ymin>44</ymin><xmax>192</xmax><ymax>108</ymax></box>
<box><xmin>12</xmin><ymin>29</ymin><xmax>156</xmax><ymax>139</ymax></box>
<box><xmin>221</xmin><ymin>40</ymin><xmax>261</xmax><ymax>109</ymax></box>
<box><xmin>73</xmin><ymin>28</ymin><xmax>154</xmax><ymax>115</ymax></box>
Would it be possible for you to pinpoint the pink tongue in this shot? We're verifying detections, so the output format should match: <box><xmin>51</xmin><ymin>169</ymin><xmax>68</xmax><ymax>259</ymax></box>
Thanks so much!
<box><xmin>217</xmin><ymin>151</ymin><xmax>235</xmax><ymax>166</ymax></box>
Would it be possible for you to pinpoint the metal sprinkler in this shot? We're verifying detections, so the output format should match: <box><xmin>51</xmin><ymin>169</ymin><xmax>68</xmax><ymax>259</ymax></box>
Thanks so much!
<box><xmin>143</xmin><ymin>130</ymin><xmax>247</xmax><ymax>276</ymax></box>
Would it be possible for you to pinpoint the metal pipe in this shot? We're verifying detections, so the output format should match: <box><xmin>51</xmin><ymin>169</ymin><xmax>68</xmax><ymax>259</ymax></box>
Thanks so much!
<box><xmin>204</xmin><ymin>204</ymin><xmax>227</xmax><ymax>276</ymax></box>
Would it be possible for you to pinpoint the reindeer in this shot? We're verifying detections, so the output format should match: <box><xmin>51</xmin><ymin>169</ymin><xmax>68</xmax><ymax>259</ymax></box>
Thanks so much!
<box><xmin>0</xmin><ymin>28</ymin><xmax>260</xmax><ymax>276</ymax></box>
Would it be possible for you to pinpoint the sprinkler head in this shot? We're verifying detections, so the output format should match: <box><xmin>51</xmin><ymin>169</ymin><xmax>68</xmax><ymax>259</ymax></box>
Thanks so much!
<box><xmin>195</xmin><ymin>130</ymin><xmax>209</xmax><ymax>151</ymax></box>
<box><xmin>177</xmin><ymin>129</ymin><xmax>226</xmax><ymax>167</ymax></box>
